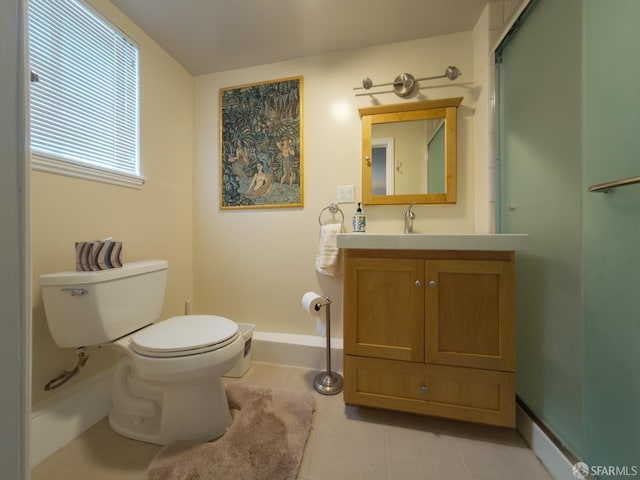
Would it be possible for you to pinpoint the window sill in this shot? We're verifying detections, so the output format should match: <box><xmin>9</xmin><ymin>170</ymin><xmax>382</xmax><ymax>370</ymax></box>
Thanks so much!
<box><xmin>31</xmin><ymin>153</ymin><xmax>145</xmax><ymax>189</ymax></box>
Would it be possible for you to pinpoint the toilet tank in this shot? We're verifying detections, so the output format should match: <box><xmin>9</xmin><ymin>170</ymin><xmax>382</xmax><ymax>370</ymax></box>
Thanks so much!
<box><xmin>39</xmin><ymin>260</ymin><xmax>168</xmax><ymax>348</ymax></box>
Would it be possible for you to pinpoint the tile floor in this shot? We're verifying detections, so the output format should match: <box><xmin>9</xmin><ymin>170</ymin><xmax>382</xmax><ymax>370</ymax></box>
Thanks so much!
<box><xmin>32</xmin><ymin>362</ymin><xmax>552</xmax><ymax>480</ymax></box>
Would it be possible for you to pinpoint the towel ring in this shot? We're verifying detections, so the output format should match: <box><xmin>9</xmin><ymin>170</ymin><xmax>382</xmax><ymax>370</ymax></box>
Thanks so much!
<box><xmin>318</xmin><ymin>203</ymin><xmax>344</xmax><ymax>226</ymax></box>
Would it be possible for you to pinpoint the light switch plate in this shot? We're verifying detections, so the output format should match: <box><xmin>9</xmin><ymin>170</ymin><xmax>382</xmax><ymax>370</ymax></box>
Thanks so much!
<box><xmin>337</xmin><ymin>185</ymin><xmax>355</xmax><ymax>203</ymax></box>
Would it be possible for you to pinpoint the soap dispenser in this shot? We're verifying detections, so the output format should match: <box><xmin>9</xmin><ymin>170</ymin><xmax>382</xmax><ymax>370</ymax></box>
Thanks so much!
<box><xmin>352</xmin><ymin>203</ymin><xmax>366</xmax><ymax>233</ymax></box>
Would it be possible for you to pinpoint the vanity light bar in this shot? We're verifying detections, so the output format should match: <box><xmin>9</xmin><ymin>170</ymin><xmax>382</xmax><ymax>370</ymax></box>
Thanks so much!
<box><xmin>354</xmin><ymin>66</ymin><xmax>462</xmax><ymax>98</ymax></box>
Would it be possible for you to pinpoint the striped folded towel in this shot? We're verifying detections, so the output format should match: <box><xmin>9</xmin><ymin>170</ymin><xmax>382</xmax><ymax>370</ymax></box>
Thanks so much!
<box><xmin>75</xmin><ymin>239</ymin><xmax>122</xmax><ymax>272</ymax></box>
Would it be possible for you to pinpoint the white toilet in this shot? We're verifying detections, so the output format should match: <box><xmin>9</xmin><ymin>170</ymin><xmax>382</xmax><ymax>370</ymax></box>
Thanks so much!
<box><xmin>39</xmin><ymin>260</ymin><xmax>244</xmax><ymax>445</ymax></box>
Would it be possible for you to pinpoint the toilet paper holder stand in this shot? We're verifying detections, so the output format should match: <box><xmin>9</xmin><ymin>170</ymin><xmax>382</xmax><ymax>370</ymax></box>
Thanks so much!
<box><xmin>312</xmin><ymin>296</ymin><xmax>344</xmax><ymax>395</ymax></box>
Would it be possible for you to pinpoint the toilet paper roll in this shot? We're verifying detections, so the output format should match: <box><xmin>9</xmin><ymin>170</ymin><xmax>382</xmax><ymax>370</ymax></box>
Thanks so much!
<box><xmin>301</xmin><ymin>291</ymin><xmax>324</xmax><ymax>317</ymax></box>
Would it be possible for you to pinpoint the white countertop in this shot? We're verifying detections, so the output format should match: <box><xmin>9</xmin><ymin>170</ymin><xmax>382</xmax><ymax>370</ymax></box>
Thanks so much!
<box><xmin>336</xmin><ymin>233</ymin><xmax>528</xmax><ymax>251</ymax></box>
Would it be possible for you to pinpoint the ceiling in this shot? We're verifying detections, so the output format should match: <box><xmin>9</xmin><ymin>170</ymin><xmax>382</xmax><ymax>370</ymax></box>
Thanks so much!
<box><xmin>110</xmin><ymin>0</ymin><xmax>491</xmax><ymax>76</ymax></box>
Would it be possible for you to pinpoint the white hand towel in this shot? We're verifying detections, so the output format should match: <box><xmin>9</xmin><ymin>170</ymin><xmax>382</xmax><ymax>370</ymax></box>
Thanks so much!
<box><xmin>315</xmin><ymin>223</ymin><xmax>343</xmax><ymax>276</ymax></box>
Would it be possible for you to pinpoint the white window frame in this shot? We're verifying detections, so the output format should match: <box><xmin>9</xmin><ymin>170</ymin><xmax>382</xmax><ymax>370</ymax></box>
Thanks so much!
<box><xmin>28</xmin><ymin>0</ymin><xmax>144</xmax><ymax>189</ymax></box>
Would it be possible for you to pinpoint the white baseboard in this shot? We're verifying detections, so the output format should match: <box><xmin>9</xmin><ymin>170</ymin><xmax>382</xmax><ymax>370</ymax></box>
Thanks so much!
<box><xmin>251</xmin><ymin>331</ymin><xmax>343</xmax><ymax>372</ymax></box>
<box><xmin>516</xmin><ymin>402</ymin><xmax>577</xmax><ymax>480</ymax></box>
<box><xmin>30</xmin><ymin>367</ymin><xmax>113</xmax><ymax>467</ymax></box>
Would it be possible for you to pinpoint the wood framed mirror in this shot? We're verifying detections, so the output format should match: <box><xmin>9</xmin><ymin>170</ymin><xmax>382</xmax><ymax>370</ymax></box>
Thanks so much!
<box><xmin>360</xmin><ymin>97</ymin><xmax>462</xmax><ymax>205</ymax></box>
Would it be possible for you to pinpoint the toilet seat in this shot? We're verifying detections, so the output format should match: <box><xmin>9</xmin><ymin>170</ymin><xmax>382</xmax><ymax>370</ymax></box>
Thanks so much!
<box><xmin>130</xmin><ymin>315</ymin><xmax>239</xmax><ymax>358</ymax></box>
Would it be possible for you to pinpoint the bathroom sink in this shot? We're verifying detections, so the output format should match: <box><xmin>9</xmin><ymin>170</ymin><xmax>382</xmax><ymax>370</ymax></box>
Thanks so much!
<box><xmin>336</xmin><ymin>233</ymin><xmax>528</xmax><ymax>251</ymax></box>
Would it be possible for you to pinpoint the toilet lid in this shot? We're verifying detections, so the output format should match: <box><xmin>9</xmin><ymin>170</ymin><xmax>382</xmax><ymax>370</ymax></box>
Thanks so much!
<box><xmin>130</xmin><ymin>315</ymin><xmax>239</xmax><ymax>357</ymax></box>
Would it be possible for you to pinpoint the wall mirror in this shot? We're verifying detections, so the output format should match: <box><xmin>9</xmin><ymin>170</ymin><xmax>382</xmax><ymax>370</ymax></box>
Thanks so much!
<box><xmin>360</xmin><ymin>97</ymin><xmax>462</xmax><ymax>205</ymax></box>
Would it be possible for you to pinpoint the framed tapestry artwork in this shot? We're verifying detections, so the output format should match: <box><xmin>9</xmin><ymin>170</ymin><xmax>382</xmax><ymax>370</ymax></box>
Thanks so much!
<box><xmin>219</xmin><ymin>76</ymin><xmax>303</xmax><ymax>209</ymax></box>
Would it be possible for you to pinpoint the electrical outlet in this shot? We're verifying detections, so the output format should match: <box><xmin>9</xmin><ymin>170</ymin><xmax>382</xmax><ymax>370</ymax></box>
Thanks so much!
<box><xmin>336</xmin><ymin>185</ymin><xmax>355</xmax><ymax>203</ymax></box>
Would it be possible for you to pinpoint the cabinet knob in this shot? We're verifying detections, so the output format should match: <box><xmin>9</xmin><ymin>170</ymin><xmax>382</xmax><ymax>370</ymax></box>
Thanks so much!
<box><xmin>415</xmin><ymin>280</ymin><xmax>423</xmax><ymax>287</ymax></box>
<box><xmin>420</xmin><ymin>385</ymin><xmax>429</xmax><ymax>394</ymax></box>
<box><xmin>428</xmin><ymin>280</ymin><xmax>437</xmax><ymax>288</ymax></box>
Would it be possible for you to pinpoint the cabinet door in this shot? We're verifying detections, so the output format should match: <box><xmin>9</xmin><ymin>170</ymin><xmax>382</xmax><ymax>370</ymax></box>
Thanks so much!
<box><xmin>344</xmin><ymin>256</ymin><xmax>424</xmax><ymax>362</ymax></box>
<box><xmin>425</xmin><ymin>259</ymin><xmax>515</xmax><ymax>371</ymax></box>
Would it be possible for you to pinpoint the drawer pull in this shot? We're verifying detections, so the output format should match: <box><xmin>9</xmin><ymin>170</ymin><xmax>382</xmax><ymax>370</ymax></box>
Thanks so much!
<box><xmin>420</xmin><ymin>385</ymin><xmax>429</xmax><ymax>394</ymax></box>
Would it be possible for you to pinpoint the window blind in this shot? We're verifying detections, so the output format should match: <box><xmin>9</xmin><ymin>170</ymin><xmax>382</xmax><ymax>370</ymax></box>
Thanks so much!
<box><xmin>29</xmin><ymin>0</ymin><xmax>140</xmax><ymax>183</ymax></box>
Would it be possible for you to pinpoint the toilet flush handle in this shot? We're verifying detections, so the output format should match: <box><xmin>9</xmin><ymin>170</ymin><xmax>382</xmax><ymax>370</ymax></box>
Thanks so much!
<box><xmin>61</xmin><ymin>287</ymin><xmax>88</xmax><ymax>296</ymax></box>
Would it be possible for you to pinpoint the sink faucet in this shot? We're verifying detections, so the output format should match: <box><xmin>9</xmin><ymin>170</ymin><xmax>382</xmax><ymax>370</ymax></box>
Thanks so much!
<box><xmin>404</xmin><ymin>202</ymin><xmax>417</xmax><ymax>234</ymax></box>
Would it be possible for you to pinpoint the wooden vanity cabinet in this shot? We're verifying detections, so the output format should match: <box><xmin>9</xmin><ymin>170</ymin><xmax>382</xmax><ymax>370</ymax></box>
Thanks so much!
<box><xmin>343</xmin><ymin>249</ymin><xmax>516</xmax><ymax>427</ymax></box>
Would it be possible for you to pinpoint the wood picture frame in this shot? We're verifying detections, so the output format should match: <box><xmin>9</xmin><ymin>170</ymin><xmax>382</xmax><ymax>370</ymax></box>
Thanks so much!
<box><xmin>219</xmin><ymin>76</ymin><xmax>303</xmax><ymax>209</ymax></box>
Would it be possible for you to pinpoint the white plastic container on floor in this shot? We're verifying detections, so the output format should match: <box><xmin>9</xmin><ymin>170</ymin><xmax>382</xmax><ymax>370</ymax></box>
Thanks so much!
<box><xmin>224</xmin><ymin>323</ymin><xmax>255</xmax><ymax>378</ymax></box>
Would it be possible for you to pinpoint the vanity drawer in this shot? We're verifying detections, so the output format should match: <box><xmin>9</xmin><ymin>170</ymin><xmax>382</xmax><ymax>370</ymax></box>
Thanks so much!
<box><xmin>344</xmin><ymin>355</ymin><xmax>515</xmax><ymax>427</ymax></box>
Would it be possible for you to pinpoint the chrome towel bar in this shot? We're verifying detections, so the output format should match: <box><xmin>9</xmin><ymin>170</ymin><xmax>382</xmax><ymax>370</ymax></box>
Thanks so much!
<box><xmin>588</xmin><ymin>176</ymin><xmax>640</xmax><ymax>193</ymax></box>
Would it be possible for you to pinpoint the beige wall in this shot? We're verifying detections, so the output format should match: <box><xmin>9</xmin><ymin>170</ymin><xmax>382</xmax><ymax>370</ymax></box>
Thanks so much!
<box><xmin>30</xmin><ymin>0</ymin><xmax>194</xmax><ymax>404</ymax></box>
<box><xmin>31</xmin><ymin>6</ymin><xmax>507</xmax><ymax>405</ymax></box>
<box><xmin>193</xmin><ymin>32</ymin><xmax>475</xmax><ymax>338</ymax></box>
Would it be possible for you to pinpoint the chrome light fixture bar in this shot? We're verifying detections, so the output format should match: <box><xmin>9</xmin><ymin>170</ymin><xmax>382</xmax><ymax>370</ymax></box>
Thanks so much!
<box><xmin>354</xmin><ymin>66</ymin><xmax>462</xmax><ymax>97</ymax></box>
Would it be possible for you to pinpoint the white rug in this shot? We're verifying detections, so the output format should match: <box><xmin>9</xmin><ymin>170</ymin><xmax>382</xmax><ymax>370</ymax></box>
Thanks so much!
<box><xmin>146</xmin><ymin>383</ymin><xmax>315</xmax><ymax>480</ymax></box>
